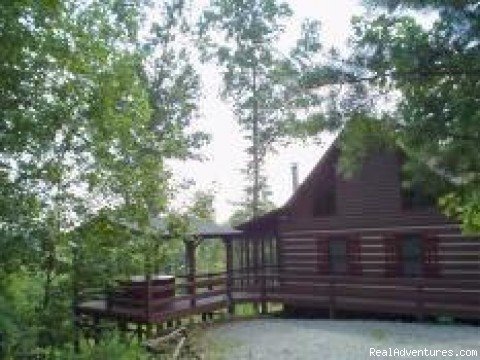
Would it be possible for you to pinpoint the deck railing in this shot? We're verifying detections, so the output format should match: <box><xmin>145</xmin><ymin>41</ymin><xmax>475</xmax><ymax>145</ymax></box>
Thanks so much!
<box><xmin>230</xmin><ymin>269</ymin><xmax>480</xmax><ymax>319</ymax></box>
<box><xmin>78</xmin><ymin>267</ymin><xmax>479</xmax><ymax>321</ymax></box>
<box><xmin>101</xmin><ymin>272</ymin><xmax>228</xmax><ymax>318</ymax></box>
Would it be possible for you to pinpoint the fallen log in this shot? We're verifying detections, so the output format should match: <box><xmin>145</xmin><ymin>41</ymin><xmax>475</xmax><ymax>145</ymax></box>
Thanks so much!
<box><xmin>172</xmin><ymin>336</ymin><xmax>186</xmax><ymax>360</ymax></box>
<box><xmin>144</xmin><ymin>327</ymin><xmax>187</xmax><ymax>353</ymax></box>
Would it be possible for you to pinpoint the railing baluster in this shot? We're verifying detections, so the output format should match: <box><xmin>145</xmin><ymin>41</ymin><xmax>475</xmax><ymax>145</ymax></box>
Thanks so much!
<box><xmin>145</xmin><ymin>276</ymin><xmax>151</xmax><ymax>321</ymax></box>
<box><xmin>416</xmin><ymin>279</ymin><xmax>424</xmax><ymax>321</ymax></box>
<box><xmin>329</xmin><ymin>276</ymin><xmax>335</xmax><ymax>319</ymax></box>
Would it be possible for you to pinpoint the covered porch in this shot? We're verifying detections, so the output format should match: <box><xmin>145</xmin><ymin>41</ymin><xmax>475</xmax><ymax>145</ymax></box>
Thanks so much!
<box><xmin>74</xmin><ymin>219</ymin><xmax>280</xmax><ymax>343</ymax></box>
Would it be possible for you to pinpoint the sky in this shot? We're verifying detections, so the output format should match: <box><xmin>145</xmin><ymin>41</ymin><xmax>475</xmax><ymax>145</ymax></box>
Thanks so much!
<box><xmin>169</xmin><ymin>0</ymin><xmax>363</xmax><ymax>223</ymax></box>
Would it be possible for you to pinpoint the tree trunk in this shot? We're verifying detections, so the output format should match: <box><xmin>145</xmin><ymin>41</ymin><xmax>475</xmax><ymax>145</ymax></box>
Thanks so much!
<box><xmin>252</xmin><ymin>63</ymin><xmax>259</xmax><ymax>218</ymax></box>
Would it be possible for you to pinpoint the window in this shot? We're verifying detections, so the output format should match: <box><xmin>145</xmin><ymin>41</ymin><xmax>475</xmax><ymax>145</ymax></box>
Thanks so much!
<box><xmin>402</xmin><ymin>235</ymin><xmax>423</xmax><ymax>277</ymax></box>
<box><xmin>384</xmin><ymin>236</ymin><xmax>401</xmax><ymax>277</ymax></box>
<box><xmin>329</xmin><ymin>237</ymin><xmax>347</xmax><ymax>274</ymax></box>
<box><xmin>313</xmin><ymin>185</ymin><xmax>336</xmax><ymax>216</ymax></box>
<box><xmin>384</xmin><ymin>233</ymin><xmax>438</xmax><ymax>277</ymax></box>
<box><xmin>401</xmin><ymin>182</ymin><xmax>436</xmax><ymax>210</ymax></box>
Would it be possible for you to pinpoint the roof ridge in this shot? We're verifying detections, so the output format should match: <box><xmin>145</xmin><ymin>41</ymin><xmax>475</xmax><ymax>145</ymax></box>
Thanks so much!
<box><xmin>282</xmin><ymin>135</ymin><xmax>339</xmax><ymax>210</ymax></box>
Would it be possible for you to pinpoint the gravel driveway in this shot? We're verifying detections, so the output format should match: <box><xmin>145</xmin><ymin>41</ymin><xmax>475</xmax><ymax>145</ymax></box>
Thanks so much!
<box><xmin>202</xmin><ymin>318</ymin><xmax>480</xmax><ymax>360</ymax></box>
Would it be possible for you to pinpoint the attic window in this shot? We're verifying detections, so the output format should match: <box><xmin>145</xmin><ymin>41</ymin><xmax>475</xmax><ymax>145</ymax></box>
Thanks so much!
<box><xmin>401</xmin><ymin>182</ymin><xmax>436</xmax><ymax>210</ymax></box>
<box><xmin>313</xmin><ymin>185</ymin><xmax>336</xmax><ymax>216</ymax></box>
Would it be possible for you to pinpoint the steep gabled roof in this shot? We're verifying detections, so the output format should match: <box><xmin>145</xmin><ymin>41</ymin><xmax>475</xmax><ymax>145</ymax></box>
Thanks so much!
<box><xmin>238</xmin><ymin>137</ymin><xmax>339</xmax><ymax>231</ymax></box>
<box><xmin>283</xmin><ymin>137</ymin><xmax>339</xmax><ymax>210</ymax></box>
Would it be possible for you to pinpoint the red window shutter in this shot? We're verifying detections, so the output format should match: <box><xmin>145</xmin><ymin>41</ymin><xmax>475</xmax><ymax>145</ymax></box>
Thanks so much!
<box><xmin>384</xmin><ymin>234</ymin><xmax>402</xmax><ymax>277</ymax></box>
<box><xmin>347</xmin><ymin>234</ymin><xmax>362</xmax><ymax>275</ymax></box>
<box><xmin>422</xmin><ymin>233</ymin><xmax>440</xmax><ymax>277</ymax></box>
<box><xmin>317</xmin><ymin>237</ymin><xmax>330</xmax><ymax>274</ymax></box>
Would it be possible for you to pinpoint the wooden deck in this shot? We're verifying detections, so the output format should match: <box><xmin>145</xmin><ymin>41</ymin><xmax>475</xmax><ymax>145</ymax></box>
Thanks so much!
<box><xmin>75</xmin><ymin>270</ymin><xmax>480</xmax><ymax>329</ymax></box>
<box><xmin>76</xmin><ymin>295</ymin><xmax>228</xmax><ymax>323</ymax></box>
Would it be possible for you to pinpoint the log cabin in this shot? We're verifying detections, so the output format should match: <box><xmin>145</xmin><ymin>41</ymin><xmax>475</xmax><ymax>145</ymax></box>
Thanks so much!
<box><xmin>75</xmin><ymin>140</ymin><xmax>479</xmax><ymax>345</ymax></box>
<box><xmin>235</xmin><ymin>140</ymin><xmax>479</xmax><ymax>319</ymax></box>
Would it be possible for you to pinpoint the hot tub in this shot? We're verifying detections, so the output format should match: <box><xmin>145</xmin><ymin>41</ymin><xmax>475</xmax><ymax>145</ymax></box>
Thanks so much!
<box><xmin>118</xmin><ymin>275</ymin><xmax>175</xmax><ymax>301</ymax></box>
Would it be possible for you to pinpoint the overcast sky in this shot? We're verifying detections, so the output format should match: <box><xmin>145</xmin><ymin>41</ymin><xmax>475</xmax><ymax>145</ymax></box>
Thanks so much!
<box><xmin>169</xmin><ymin>0</ymin><xmax>363</xmax><ymax>223</ymax></box>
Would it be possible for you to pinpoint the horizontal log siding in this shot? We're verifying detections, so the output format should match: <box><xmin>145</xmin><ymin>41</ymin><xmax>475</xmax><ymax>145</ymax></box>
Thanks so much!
<box><xmin>280</xmin><ymin>231</ymin><xmax>479</xmax><ymax>280</ymax></box>
<box><xmin>286</xmin><ymin>151</ymin><xmax>454</xmax><ymax>230</ymax></box>
<box><xmin>278</xmin><ymin>211</ymin><xmax>457</xmax><ymax>233</ymax></box>
<box><xmin>265</xmin><ymin>275</ymin><xmax>480</xmax><ymax>319</ymax></box>
<box><xmin>237</xmin><ymin>149</ymin><xmax>478</xmax><ymax>319</ymax></box>
<box><xmin>336</xmin><ymin>152</ymin><xmax>401</xmax><ymax>217</ymax></box>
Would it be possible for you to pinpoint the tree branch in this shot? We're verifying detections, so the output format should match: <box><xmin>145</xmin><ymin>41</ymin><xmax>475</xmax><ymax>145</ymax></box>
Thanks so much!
<box><xmin>304</xmin><ymin>68</ymin><xmax>480</xmax><ymax>89</ymax></box>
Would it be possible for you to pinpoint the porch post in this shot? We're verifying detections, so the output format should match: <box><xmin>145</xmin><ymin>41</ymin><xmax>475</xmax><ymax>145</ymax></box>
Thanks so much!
<box><xmin>260</xmin><ymin>238</ymin><xmax>267</xmax><ymax>314</ymax></box>
<box><xmin>185</xmin><ymin>240</ymin><xmax>196</xmax><ymax>308</ymax></box>
<box><xmin>253</xmin><ymin>237</ymin><xmax>259</xmax><ymax>313</ymax></box>
<box><xmin>225</xmin><ymin>237</ymin><xmax>234</xmax><ymax>315</ymax></box>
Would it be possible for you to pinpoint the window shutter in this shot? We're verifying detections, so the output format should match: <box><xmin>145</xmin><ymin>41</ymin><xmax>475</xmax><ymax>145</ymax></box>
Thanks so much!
<box><xmin>384</xmin><ymin>234</ymin><xmax>402</xmax><ymax>277</ymax></box>
<box><xmin>422</xmin><ymin>233</ymin><xmax>440</xmax><ymax>277</ymax></box>
<box><xmin>317</xmin><ymin>237</ymin><xmax>330</xmax><ymax>274</ymax></box>
<box><xmin>347</xmin><ymin>234</ymin><xmax>362</xmax><ymax>275</ymax></box>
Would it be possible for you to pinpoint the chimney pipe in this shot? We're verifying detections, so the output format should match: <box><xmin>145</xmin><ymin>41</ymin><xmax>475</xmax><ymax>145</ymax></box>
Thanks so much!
<box><xmin>291</xmin><ymin>162</ymin><xmax>299</xmax><ymax>193</ymax></box>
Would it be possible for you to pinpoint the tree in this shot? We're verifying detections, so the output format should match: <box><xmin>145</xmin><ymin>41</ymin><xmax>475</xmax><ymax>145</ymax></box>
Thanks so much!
<box><xmin>294</xmin><ymin>0</ymin><xmax>480</xmax><ymax>233</ymax></box>
<box><xmin>188</xmin><ymin>190</ymin><xmax>216</xmax><ymax>221</ymax></box>
<box><xmin>187</xmin><ymin>190</ymin><xmax>224</xmax><ymax>272</ymax></box>
<box><xmin>199</xmin><ymin>0</ymin><xmax>321</xmax><ymax>220</ymax></box>
<box><xmin>0</xmin><ymin>0</ymin><xmax>206</xmax><ymax>354</ymax></box>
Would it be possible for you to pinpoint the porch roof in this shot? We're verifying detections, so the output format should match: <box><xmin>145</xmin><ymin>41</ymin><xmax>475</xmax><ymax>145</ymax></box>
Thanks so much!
<box><xmin>110</xmin><ymin>215</ymin><xmax>242</xmax><ymax>239</ymax></box>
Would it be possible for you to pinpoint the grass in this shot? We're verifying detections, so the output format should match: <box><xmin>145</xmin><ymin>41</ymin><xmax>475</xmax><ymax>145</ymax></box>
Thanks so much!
<box><xmin>234</xmin><ymin>303</ymin><xmax>257</xmax><ymax>317</ymax></box>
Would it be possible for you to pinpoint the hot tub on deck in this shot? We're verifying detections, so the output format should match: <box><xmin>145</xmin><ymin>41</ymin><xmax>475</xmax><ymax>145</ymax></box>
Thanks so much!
<box><xmin>109</xmin><ymin>275</ymin><xmax>176</xmax><ymax>312</ymax></box>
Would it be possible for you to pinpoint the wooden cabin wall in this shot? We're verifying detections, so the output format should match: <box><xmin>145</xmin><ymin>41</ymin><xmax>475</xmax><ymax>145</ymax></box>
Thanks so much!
<box><xmin>237</xmin><ymin>149</ymin><xmax>478</xmax><ymax>318</ymax></box>
<box><xmin>288</xmin><ymin>149</ymin><xmax>337</xmax><ymax>217</ymax></box>
<box><xmin>278</xmin><ymin>224</ymin><xmax>480</xmax><ymax>280</ymax></box>
<box><xmin>276</xmin><ymin>227</ymin><xmax>479</xmax><ymax>318</ymax></box>
<box><xmin>336</xmin><ymin>151</ymin><xmax>401</xmax><ymax>216</ymax></box>
<box><xmin>277</xmin><ymin>149</ymin><xmax>477</xmax><ymax>278</ymax></box>
<box><xmin>287</xmin><ymin>150</ymin><xmax>451</xmax><ymax>227</ymax></box>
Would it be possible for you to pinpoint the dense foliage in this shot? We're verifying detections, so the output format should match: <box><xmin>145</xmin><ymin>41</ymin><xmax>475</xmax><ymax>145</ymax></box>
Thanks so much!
<box><xmin>0</xmin><ymin>0</ymin><xmax>207</xmax><ymax>357</ymax></box>
<box><xmin>296</xmin><ymin>0</ymin><xmax>480</xmax><ymax>232</ymax></box>
<box><xmin>1</xmin><ymin>0</ymin><xmax>478</xmax><ymax>358</ymax></box>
